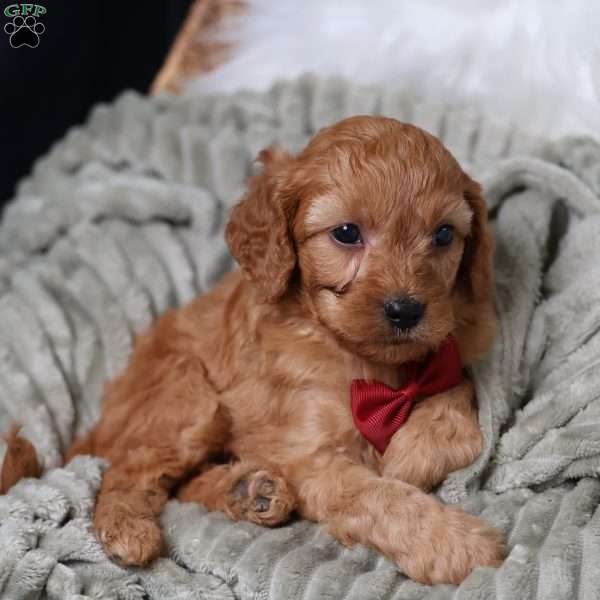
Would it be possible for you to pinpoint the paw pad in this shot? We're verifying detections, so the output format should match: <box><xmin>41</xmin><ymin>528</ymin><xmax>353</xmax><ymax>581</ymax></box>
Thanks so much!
<box><xmin>4</xmin><ymin>15</ymin><xmax>45</xmax><ymax>48</ymax></box>
<box><xmin>229</xmin><ymin>469</ymin><xmax>296</xmax><ymax>525</ymax></box>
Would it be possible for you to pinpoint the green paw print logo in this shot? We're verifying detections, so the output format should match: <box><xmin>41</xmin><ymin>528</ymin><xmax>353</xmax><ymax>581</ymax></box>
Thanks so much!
<box><xmin>3</xmin><ymin>3</ymin><xmax>46</xmax><ymax>48</ymax></box>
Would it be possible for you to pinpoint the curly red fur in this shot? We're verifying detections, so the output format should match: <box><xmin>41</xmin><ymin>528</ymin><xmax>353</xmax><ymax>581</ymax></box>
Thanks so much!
<box><xmin>0</xmin><ymin>425</ymin><xmax>41</xmax><ymax>494</ymax></box>
<box><xmin>4</xmin><ymin>117</ymin><xmax>504</xmax><ymax>585</ymax></box>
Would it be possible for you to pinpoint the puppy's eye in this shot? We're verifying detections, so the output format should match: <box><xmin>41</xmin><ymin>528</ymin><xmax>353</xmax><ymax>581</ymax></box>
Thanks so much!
<box><xmin>432</xmin><ymin>224</ymin><xmax>454</xmax><ymax>247</ymax></box>
<box><xmin>331</xmin><ymin>223</ymin><xmax>362</xmax><ymax>245</ymax></box>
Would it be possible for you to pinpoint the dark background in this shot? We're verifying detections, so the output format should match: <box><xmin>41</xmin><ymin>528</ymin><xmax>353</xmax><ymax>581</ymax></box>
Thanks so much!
<box><xmin>0</xmin><ymin>0</ymin><xmax>194</xmax><ymax>208</ymax></box>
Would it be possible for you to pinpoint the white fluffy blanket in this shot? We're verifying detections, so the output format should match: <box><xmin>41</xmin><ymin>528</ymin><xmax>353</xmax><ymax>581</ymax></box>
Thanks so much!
<box><xmin>187</xmin><ymin>0</ymin><xmax>600</xmax><ymax>140</ymax></box>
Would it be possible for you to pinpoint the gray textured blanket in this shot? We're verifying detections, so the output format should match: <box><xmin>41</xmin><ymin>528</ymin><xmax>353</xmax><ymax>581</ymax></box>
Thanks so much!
<box><xmin>1</xmin><ymin>75</ymin><xmax>600</xmax><ymax>599</ymax></box>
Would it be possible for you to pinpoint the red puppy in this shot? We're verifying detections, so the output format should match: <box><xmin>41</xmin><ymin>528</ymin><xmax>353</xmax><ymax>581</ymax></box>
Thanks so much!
<box><xmin>5</xmin><ymin>116</ymin><xmax>504</xmax><ymax>585</ymax></box>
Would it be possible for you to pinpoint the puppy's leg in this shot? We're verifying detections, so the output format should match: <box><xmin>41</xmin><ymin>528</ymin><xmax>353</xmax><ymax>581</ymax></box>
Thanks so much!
<box><xmin>177</xmin><ymin>461</ymin><xmax>296</xmax><ymax>526</ymax></box>
<box><xmin>381</xmin><ymin>380</ymin><xmax>482</xmax><ymax>491</ymax></box>
<box><xmin>288</xmin><ymin>453</ymin><xmax>503</xmax><ymax>585</ymax></box>
<box><xmin>92</xmin><ymin>362</ymin><xmax>230</xmax><ymax>566</ymax></box>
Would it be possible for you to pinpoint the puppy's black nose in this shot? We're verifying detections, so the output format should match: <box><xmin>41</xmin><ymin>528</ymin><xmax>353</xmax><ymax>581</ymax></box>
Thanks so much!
<box><xmin>384</xmin><ymin>296</ymin><xmax>425</xmax><ymax>330</ymax></box>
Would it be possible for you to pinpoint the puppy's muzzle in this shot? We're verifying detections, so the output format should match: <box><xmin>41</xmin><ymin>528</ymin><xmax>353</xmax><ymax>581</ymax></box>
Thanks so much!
<box><xmin>383</xmin><ymin>296</ymin><xmax>425</xmax><ymax>330</ymax></box>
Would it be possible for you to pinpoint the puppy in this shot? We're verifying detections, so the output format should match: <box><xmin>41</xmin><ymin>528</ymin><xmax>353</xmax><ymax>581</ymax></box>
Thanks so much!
<box><xmin>8</xmin><ymin>116</ymin><xmax>504</xmax><ymax>585</ymax></box>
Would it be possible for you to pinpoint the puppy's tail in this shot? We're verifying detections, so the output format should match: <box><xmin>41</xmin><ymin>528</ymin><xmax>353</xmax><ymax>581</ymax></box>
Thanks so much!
<box><xmin>0</xmin><ymin>425</ymin><xmax>42</xmax><ymax>494</ymax></box>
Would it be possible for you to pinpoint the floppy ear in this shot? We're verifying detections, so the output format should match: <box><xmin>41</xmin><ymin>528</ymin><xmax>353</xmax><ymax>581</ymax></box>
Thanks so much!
<box><xmin>454</xmin><ymin>176</ymin><xmax>497</xmax><ymax>363</ymax></box>
<box><xmin>458</xmin><ymin>177</ymin><xmax>494</xmax><ymax>303</ymax></box>
<box><xmin>225</xmin><ymin>148</ymin><xmax>297</xmax><ymax>303</ymax></box>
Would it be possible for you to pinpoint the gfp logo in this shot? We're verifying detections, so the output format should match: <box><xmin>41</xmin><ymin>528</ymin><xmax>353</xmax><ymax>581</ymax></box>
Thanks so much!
<box><xmin>3</xmin><ymin>4</ymin><xmax>46</xmax><ymax>48</ymax></box>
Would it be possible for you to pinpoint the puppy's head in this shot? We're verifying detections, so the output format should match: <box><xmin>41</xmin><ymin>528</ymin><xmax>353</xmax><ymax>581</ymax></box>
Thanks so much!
<box><xmin>226</xmin><ymin>116</ymin><xmax>495</xmax><ymax>365</ymax></box>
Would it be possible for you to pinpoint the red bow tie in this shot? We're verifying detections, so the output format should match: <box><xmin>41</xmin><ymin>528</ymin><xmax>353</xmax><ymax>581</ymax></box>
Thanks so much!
<box><xmin>351</xmin><ymin>336</ymin><xmax>463</xmax><ymax>454</ymax></box>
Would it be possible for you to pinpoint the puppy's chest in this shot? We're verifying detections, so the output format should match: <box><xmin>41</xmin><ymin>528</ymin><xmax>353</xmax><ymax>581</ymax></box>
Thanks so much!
<box><xmin>225</xmin><ymin>321</ymin><xmax>407</xmax><ymax>456</ymax></box>
<box><xmin>259</xmin><ymin>352</ymin><xmax>405</xmax><ymax>440</ymax></box>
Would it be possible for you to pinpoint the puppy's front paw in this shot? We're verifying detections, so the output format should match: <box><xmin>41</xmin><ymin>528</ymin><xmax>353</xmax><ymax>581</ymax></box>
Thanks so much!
<box><xmin>403</xmin><ymin>507</ymin><xmax>504</xmax><ymax>585</ymax></box>
<box><xmin>94</xmin><ymin>494</ymin><xmax>163</xmax><ymax>566</ymax></box>
<box><xmin>439</xmin><ymin>510</ymin><xmax>504</xmax><ymax>584</ymax></box>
